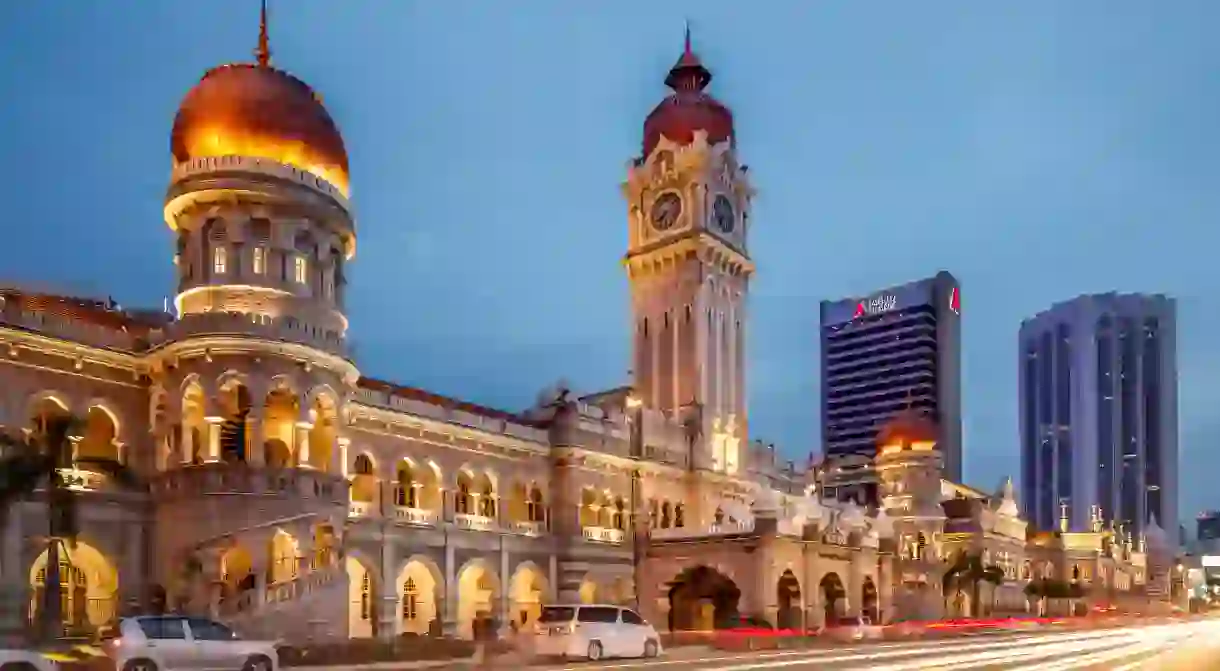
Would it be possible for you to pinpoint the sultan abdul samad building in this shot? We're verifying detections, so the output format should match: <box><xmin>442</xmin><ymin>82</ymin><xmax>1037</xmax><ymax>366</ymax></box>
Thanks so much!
<box><xmin>0</xmin><ymin>11</ymin><xmax>1161</xmax><ymax>642</ymax></box>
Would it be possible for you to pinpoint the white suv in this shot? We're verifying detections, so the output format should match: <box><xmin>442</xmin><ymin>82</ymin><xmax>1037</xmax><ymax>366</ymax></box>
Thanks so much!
<box><xmin>99</xmin><ymin>615</ymin><xmax>279</xmax><ymax>671</ymax></box>
<box><xmin>531</xmin><ymin>604</ymin><xmax>662</xmax><ymax>661</ymax></box>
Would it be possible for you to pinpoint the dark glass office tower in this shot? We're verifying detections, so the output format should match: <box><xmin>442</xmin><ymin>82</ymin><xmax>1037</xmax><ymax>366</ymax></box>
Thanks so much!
<box><xmin>1018</xmin><ymin>293</ymin><xmax>1178</xmax><ymax>546</ymax></box>
<box><xmin>819</xmin><ymin>271</ymin><xmax>963</xmax><ymax>482</ymax></box>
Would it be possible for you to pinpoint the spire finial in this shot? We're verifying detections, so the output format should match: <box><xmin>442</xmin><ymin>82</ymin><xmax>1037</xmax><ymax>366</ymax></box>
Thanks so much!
<box><xmin>255</xmin><ymin>0</ymin><xmax>271</xmax><ymax>67</ymax></box>
<box><xmin>684</xmin><ymin>19</ymin><xmax>692</xmax><ymax>55</ymax></box>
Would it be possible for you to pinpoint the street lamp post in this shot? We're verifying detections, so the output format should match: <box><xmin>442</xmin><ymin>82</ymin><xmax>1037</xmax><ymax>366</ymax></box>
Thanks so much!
<box><xmin>626</xmin><ymin>394</ymin><xmax>645</xmax><ymax>612</ymax></box>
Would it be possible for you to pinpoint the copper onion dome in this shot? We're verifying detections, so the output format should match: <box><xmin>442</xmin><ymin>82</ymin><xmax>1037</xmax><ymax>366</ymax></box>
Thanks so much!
<box><xmin>876</xmin><ymin>407</ymin><xmax>939</xmax><ymax>451</ymax></box>
<box><xmin>641</xmin><ymin>27</ymin><xmax>735</xmax><ymax>158</ymax></box>
<box><xmin>169</xmin><ymin>1</ymin><xmax>350</xmax><ymax>195</ymax></box>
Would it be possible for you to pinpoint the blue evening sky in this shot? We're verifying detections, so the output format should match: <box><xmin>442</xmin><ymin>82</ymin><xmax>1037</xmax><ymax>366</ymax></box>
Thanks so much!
<box><xmin>2</xmin><ymin>2</ymin><xmax>1218</xmax><ymax>526</ymax></box>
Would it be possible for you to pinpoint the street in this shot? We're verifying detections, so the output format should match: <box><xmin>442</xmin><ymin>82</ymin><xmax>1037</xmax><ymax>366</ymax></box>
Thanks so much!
<box><xmin>525</xmin><ymin>620</ymin><xmax>1220</xmax><ymax>671</ymax></box>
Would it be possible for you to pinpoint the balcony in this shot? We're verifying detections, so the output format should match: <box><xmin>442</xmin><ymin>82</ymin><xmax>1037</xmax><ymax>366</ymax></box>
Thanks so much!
<box><xmin>349</xmin><ymin>500</ymin><xmax>372</xmax><ymax>518</ymax></box>
<box><xmin>394</xmin><ymin>506</ymin><xmax>439</xmax><ymax>527</ymax></box>
<box><xmin>583</xmin><ymin>526</ymin><xmax>625</xmax><ymax>544</ymax></box>
<box><xmin>58</xmin><ymin>467</ymin><xmax>112</xmax><ymax>492</ymax></box>
<box><xmin>454</xmin><ymin>513</ymin><xmax>495</xmax><ymax>532</ymax></box>
<box><xmin>511</xmin><ymin>520</ymin><xmax>546</xmax><ymax>537</ymax></box>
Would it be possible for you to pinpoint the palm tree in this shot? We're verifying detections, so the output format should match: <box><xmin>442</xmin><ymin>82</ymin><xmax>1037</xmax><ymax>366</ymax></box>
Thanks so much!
<box><xmin>943</xmin><ymin>551</ymin><xmax>1006</xmax><ymax>618</ymax></box>
<box><xmin>0</xmin><ymin>414</ymin><xmax>141</xmax><ymax>643</ymax></box>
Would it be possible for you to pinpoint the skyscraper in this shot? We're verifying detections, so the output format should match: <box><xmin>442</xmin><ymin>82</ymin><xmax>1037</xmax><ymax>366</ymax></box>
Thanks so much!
<box><xmin>819</xmin><ymin>271</ymin><xmax>963</xmax><ymax>483</ymax></box>
<box><xmin>1019</xmin><ymin>293</ymin><xmax>1178</xmax><ymax>545</ymax></box>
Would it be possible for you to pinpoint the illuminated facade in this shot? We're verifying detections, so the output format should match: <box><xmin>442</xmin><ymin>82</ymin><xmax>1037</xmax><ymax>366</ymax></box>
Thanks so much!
<box><xmin>1018</xmin><ymin>293</ymin><xmax>1179</xmax><ymax>546</ymax></box>
<box><xmin>820</xmin><ymin>271</ymin><xmax>963</xmax><ymax>485</ymax></box>
<box><xmin>0</xmin><ymin>15</ymin><xmax>1160</xmax><ymax>644</ymax></box>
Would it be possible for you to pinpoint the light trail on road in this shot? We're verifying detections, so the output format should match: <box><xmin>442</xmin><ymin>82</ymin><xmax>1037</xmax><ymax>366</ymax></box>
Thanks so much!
<box><xmin>543</xmin><ymin>619</ymin><xmax>1220</xmax><ymax>671</ymax></box>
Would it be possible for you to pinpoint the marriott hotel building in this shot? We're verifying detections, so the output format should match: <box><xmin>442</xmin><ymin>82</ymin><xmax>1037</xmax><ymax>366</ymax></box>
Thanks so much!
<box><xmin>819</xmin><ymin>271</ymin><xmax>964</xmax><ymax>482</ymax></box>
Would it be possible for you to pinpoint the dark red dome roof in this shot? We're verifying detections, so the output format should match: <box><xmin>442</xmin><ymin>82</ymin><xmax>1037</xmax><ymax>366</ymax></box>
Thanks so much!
<box><xmin>169</xmin><ymin>5</ymin><xmax>349</xmax><ymax>195</ymax></box>
<box><xmin>642</xmin><ymin>34</ymin><xmax>735</xmax><ymax>158</ymax></box>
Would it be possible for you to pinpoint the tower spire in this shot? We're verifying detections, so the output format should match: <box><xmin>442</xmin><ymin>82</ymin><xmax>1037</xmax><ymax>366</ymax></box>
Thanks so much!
<box><xmin>255</xmin><ymin>0</ymin><xmax>271</xmax><ymax>67</ymax></box>
<box><xmin>665</xmin><ymin>20</ymin><xmax>711</xmax><ymax>92</ymax></box>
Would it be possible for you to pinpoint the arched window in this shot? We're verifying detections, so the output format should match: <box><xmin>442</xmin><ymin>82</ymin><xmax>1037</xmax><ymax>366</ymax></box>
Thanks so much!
<box><xmin>456</xmin><ymin>479</ymin><xmax>472</xmax><ymax>515</ymax></box>
<box><xmin>661</xmin><ymin>502</ymin><xmax>671</xmax><ymax>529</ymax></box>
<box><xmin>613</xmin><ymin>499</ymin><xmax>626</xmax><ymax>531</ymax></box>
<box><xmin>354</xmin><ymin>455</ymin><xmax>373</xmax><ymax>476</ymax></box>
<box><xmin>674</xmin><ymin>503</ymin><xmax>685</xmax><ymax>528</ymax></box>
<box><xmin>402</xmin><ymin>577</ymin><xmax>418</xmax><ymax>621</ymax></box>
<box><xmin>527</xmin><ymin>487</ymin><xmax>545</xmax><ymax>523</ymax></box>
<box><xmin>479</xmin><ymin>482</ymin><xmax>496</xmax><ymax>518</ymax></box>
<box><xmin>397</xmin><ymin>465</ymin><xmax>417</xmax><ymax>508</ymax></box>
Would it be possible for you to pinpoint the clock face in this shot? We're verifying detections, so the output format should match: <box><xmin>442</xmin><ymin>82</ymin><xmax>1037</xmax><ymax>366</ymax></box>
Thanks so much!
<box><xmin>713</xmin><ymin>195</ymin><xmax>735</xmax><ymax>234</ymax></box>
<box><xmin>651</xmin><ymin>192</ymin><xmax>682</xmax><ymax>231</ymax></box>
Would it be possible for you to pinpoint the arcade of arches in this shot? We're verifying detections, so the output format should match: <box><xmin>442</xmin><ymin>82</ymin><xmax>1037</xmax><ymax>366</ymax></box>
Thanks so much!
<box><xmin>24</xmin><ymin>396</ymin><xmax>123</xmax><ymax>465</ymax></box>
<box><xmin>27</xmin><ymin>540</ymin><xmax>120</xmax><ymax>632</ymax></box>
<box><xmin>660</xmin><ymin>565</ymin><xmax>885</xmax><ymax>632</ymax></box>
<box><xmin>344</xmin><ymin>558</ymin><xmax>552</xmax><ymax>639</ymax></box>
<box><xmin>172</xmin><ymin>380</ymin><xmax>342</xmax><ymax>470</ymax></box>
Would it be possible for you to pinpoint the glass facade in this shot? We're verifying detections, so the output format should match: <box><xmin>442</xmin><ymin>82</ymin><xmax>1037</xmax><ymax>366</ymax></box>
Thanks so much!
<box><xmin>1019</xmin><ymin>294</ymin><xmax>1175</xmax><ymax>541</ymax></box>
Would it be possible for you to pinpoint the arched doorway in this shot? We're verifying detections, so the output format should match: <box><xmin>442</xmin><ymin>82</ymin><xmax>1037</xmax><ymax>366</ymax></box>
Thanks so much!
<box><xmin>819</xmin><ymin>573</ymin><xmax>846</xmax><ymax>626</ymax></box>
<box><xmin>667</xmin><ymin>566</ymin><xmax>740</xmax><ymax>632</ymax></box>
<box><xmin>862</xmin><ymin>577</ymin><xmax>879</xmax><ymax>623</ymax></box>
<box><xmin>267</xmin><ymin>529</ymin><xmax>299</xmax><ymax>584</ymax></box>
<box><xmin>509</xmin><ymin>563</ymin><xmax>548</xmax><ymax>629</ymax></box>
<box><xmin>398</xmin><ymin>558</ymin><xmax>442</xmax><ymax>636</ymax></box>
<box><xmin>218</xmin><ymin>380</ymin><xmax>252</xmax><ymax>463</ymax></box>
<box><xmin>776</xmin><ymin>570</ymin><xmax>802</xmax><ymax>630</ymax></box>
<box><xmin>220</xmin><ymin>545</ymin><xmax>256</xmax><ymax>607</ymax></box>
<box><xmin>578</xmin><ymin>578</ymin><xmax>599</xmax><ymax>604</ymax></box>
<box><xmin>350</xmin><ymin>454</ymin><xmax>378</xmax><ymax>504</ymax></box>
<box><xmin>457</xmin><ymin>561</ymin><xmax>499</xmax><ymax>640</ymax></box>
<box><xmin>308</xmin><ymin>393</ymin><xmax>338</xmax><ymax>471</ymax></box>
<box><xmin>346</xmin><ymin>557</ymin><xmax>376</xmax><ymax>639</ymax></box>
<box><xmin>78</xmin><ymin>406</ymin><xmax>120</xmax><ymax>462</ymax></box>
<box><xmin>262</xmin><ymin>386</ymin><xmax>298</xmax><ymax>467</ymax></box>
<box><xmin>181</xmin><ymin>381</ymin><xmax>206</xmax><ymax>464</ymax></box>
<box><xmin>28</xmin><ymin>540</ymin><xmax>119</xmax><ymax>634</ymax></box>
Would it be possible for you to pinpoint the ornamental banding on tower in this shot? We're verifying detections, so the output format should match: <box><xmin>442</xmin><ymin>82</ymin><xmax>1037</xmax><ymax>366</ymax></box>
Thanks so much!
<box><xmin>162</xmin><ymin>1</ymin><xmax>354</xmax><ymax>359</ymax></box>
<box><xmin>622</xmin><ymin>30</ymin><xmax>755</xmax><ymax>481</ymax></box>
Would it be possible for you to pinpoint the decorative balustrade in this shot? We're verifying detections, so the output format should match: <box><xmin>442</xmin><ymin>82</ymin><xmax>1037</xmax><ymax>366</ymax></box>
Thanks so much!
<box><xmin>170</xmin><ymin>155</ymin><xmax>351</xmax><ymax>209</ymax></box>
<box><xmin>652</xmin><ymin>519</ymin><xmax>755</xmax><ymax>541</ymax></box>
<box><xmin>57</xmin><ymin>467</ymin><xmax>113</xmax><ymax>492</ymax></box>
<box><xmin>146</xmin><ymin>311</ymin><xmax>346</xmax><ymax>357</ymax></box>
<box><xmin>0</xmin><ymin>308</ymin><xmax>138</xmax><ymax>350</ymax></box>
<box><xmin>453</xmin><ymin>513</ymin><xmax>495</xmax><ymax>532</ymax></box>
<box><xmin>152</xmin><ymin>464</ymin><xmax>348</xmax><ymax>505</ymax></box>
<box><xmin>394</xmin><ymin>506</ymin><xmax>439</xmax><ymax>526</ymax></box>
<box><xmin>348</xmin><ymin>500</ymin><xmax>371</xmax><ymax>518</ymax></box>
<box><xmin>583</xmin><ymin>526</ymin><xmax>625</xmax><ymax>544</ymax></box>
<box><xmin>511</xmin><ymin>520</ymin><xmax>546</xmax><ymax>537</ymax></box>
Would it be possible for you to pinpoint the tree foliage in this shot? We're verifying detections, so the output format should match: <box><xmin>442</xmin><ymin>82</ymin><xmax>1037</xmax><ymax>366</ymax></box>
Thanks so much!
<box><xmin>0</xmin><ymin>415</ymin><xmax>142</xmax><ymax>642</ymax></box>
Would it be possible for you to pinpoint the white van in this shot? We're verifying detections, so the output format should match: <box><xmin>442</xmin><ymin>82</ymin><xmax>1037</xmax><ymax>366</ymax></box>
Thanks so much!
<box><xmin>531</xmin><ymin>604</ymin><xmax>663</xmax><ymax>661</ymax></box>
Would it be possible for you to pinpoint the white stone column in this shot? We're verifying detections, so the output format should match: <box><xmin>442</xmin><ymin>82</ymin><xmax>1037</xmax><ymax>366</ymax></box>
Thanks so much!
<box><xmin>335</xmin><ymin>437</ymin><xmax>349</xmax><ymax>476</ymax></box>
<box><xmin>498</xmin><ymin>541</ymin><xmax>510</xmax><ymax>634</ymax></box>
<box><xmin>247</xmin><ymin>404</ymin><xmax>265</xmax><ymax>467</ymax></box>
<box><xmin>180</xmin><ymin>423</ymin><xmax>194</xmax><ymax>464</ymax></box>
<box><xmin>443</xmin><ymin>536</ymin><xmax>457</xmax><ymax>635</ymax></box>
<box><xmin>295</xmin><ymin>423</ymin><xmax>312</xmax><ymax>468</ymax></box>
<box><xmin>203</xmin><ymin>417</ymin><xmax>222</xmax><ymax>463</ymax></box>
<box><xmin>378</xmin><ymin>540</ymin><xmax>397</xmax><ymax>640</ymax></box>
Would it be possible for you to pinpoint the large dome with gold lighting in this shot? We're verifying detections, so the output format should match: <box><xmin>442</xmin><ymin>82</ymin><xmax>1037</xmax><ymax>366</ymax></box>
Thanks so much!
<box><xmin>169</xmin><ymin>6</ymin><xmax>349</xmax><ymax>196</ymax></box>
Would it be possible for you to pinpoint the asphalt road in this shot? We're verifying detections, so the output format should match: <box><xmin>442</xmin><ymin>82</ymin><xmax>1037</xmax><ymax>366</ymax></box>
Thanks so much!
<box><xmin>529</xmin><ymin>620</ymin><xmax>1220</xmax><ymax>671</ymax></box>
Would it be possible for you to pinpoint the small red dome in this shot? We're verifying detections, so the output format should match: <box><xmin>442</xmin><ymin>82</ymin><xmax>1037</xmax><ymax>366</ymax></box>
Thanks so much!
<box><xmin>642</xmin><ymin>34</ymin><xmax>735</xmax><ymax>158</ymax></box>
<box><xmin>877</xmin><ymin>408</ymin><xmax>939</xmax><ymax>451</ymax></box>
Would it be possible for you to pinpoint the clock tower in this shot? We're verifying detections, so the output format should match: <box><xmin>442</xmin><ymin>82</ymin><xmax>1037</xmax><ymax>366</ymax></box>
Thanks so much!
<box><xmin>622</xmin><ymin>31</ymin><xmax>754</xmax><ymax>476</ymax></box>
